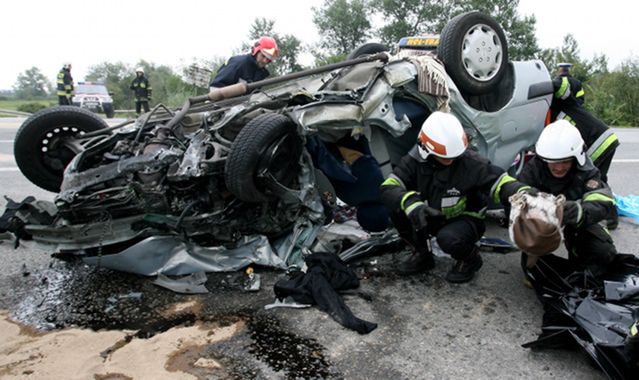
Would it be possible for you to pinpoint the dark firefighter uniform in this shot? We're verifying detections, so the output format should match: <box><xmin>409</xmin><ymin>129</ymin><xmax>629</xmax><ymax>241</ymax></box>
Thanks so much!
<box><xmin>550</xmin><ymin>77</ymin><xmax>619</xmax><ymax>183</ymax></box>
<box><xmin>130</xmin><ymin>75</ymin><xmax>152</xmax><ymax>114</ymax></box>
<box><xmin>381</xmin><ymin>147</ymin><xmax>502</xmax><ymax>263</ymax></box>
<box><xmin>57</xmin><ymin>68</ymin><xmax>73</xmax><ymax>105</ymax></box>
<box><xmin>209</xmin><ymin>54</ymin><xmax>269</xmax><ymax>88</ymax></box>
<box><xmin>491</xmin><ymin>157</ymin><xmax>617</xmax><ymax>273</ymax></box>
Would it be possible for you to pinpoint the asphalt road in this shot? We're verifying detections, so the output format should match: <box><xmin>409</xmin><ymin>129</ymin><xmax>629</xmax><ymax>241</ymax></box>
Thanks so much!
<box><xmin>1</xmin><ymin>118</ymin><xmax>638</xmax><ymax>379</ymax></box>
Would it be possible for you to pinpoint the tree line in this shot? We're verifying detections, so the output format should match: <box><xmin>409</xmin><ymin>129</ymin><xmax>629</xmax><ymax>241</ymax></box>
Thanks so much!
<box><xmin>8</xmin><ymin>0</ymin><xmax>638</xmax><ymax>126</ymax></box>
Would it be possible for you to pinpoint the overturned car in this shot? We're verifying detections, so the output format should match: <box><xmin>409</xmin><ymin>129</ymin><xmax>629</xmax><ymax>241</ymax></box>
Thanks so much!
<box><xmin>3</xmin><ymin>12</ymin><xmax>553</xmax><ymax>274</ymax></box>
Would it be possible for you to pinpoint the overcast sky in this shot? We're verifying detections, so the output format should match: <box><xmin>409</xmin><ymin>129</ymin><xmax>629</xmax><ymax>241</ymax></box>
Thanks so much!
<box><xmin>1</xmin><ymin>0</ymin><xmax>637</xmax><ymax>91</ymax></box>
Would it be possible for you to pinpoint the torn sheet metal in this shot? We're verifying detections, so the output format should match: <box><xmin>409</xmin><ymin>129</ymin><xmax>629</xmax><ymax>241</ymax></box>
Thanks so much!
<box><xmin>83</xmin><ymin>235</ymin><xmax>287</xmax><ymax>276</ymax></box>
<box><xmin>82</xmin><ymin>219</ymin><xmax>325</xmax><ymax>276</ymax></box>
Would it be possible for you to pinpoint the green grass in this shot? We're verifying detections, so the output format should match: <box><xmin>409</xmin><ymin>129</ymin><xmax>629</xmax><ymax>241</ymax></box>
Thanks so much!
<box><xmin>0</xmin><ymin>99</ymin><xmax>54</xmax><ymax>110</ymax></box>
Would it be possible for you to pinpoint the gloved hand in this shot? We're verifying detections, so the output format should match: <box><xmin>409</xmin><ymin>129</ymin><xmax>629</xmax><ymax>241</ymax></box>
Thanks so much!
<box><xmin>407</xmin><ymin>204</ymin><xmax>443</xmax><ymax>232</ymax></box>
<box><xmin>407</xmin><ymin>203</ymin><xmax>428</xmax><ymax>231</ymax></box>
<box><xmin>518</xmin><ymin>186</ymin><xmax>539</xmax><ymax>197</ymax></box>
<box><xmin>562</xmin><ymin>200</ymin><xmax>583</xmax><ymax>226</ymax></box>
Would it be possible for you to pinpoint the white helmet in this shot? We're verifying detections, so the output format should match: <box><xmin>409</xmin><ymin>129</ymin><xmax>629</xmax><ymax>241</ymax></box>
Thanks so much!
<box><xmin>535</xmin><ymin>120</ymin><xmax>585</xmax><ymax>166</ymax></box>
<box><xmin>135</xmin><ymin>67</ymin><xmax>144</xmax><ymax>74</ymax></box>
<box><xmin>63</xmin><ymin>62</ymin><xmax>72</xmax><ymax>69</ymax></box>
<box><xmin>417</xmin><ymin>112</ymin><xmax>468</xmax><ymax>159</ymax></box>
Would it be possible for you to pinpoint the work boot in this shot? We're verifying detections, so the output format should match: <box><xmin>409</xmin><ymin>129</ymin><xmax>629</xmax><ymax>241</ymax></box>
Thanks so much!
<box><xmin>397</xmin><ymin>246</ymin><xmax>435</xmax><ymax>274</ymax></box>
<box><xmin>446</xmin><ymin>248</ymin><xmax>483</xmax><ymax>283</ymax></box>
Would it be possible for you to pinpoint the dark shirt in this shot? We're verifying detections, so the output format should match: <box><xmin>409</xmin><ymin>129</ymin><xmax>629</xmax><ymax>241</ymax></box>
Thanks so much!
<box><xmin>210</xmin><ymin>54</ymin><xmax>269</xmax><ymax>88</ymax></box>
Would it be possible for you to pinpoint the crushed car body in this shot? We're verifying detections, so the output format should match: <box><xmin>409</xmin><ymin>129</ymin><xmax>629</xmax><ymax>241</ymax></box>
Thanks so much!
<box><xmin>1</xmin><ymin>12</ymin><xmax>553</xmax><ymax>275</ymax></box>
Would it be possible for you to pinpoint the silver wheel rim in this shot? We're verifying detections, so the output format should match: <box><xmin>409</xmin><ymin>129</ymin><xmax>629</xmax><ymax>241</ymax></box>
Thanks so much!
<box><xmin>461</xmin><ymin>23</ymin><xmax>503</xmax><ymax>82</ymax></box>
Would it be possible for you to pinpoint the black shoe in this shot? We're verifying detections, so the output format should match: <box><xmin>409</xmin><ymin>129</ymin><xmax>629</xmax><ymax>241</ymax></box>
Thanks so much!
<box><xmin>397</xmin><ymin>248</ymin><xmax>435</xmax><ymax>274</ymax></box>
<box><xmin>446</xmin><ymin>252</ymin><xmax>483</xmax><ymax>283</ymax></box>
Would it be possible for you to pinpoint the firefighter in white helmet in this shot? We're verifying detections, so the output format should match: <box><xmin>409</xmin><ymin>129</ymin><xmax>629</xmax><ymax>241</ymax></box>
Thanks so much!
<box><xmin>130</xmin><ymin>67</ymin><xmax>152</xmax><ymax>115</ymax></box>
<box><xmin>381</xmin><ymin>112</ymin><xmax>503</xmax><ymax>283</ymax></box>
<box><xmin>492</xmin><ymin>120</ymin><xmax>617</xmax><ymax>275</ymax></box>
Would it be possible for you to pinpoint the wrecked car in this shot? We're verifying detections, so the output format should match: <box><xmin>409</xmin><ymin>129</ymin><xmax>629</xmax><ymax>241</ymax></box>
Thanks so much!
<box><xmin>3</xmin><ymin>12</ymin><xmax>553</xmax><ymax>274</ymax></box>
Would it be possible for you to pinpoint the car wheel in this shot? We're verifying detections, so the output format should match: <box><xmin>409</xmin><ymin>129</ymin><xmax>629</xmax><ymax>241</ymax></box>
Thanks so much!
<box><xmin>438</xmin><ymin>11</ymin><xmax>508</xmax><ymax>95</ymax></box>
<box><xmin>14</xmin><ymin>106</ymin><xmax>109</xmax><ymax>192</ymax></box>
<box><xmin>103</xmin><ymin>104</ymin><xmax>115</xmax><ymax>118</ymax></box>
<box><xmin>225</xmin><ymin>113</ymin><xmax>303</xmax><ymax>202</ymax></box>
<box><xmin>347</xmin><ymin>42</ymin><xmax>389</xmax><ymax>59</ymax></box>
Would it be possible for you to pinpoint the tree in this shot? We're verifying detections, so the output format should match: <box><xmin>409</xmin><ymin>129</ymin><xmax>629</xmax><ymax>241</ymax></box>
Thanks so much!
<box><xmin>13</xmin><ymin>67</ymin><xmax>51</xmax><ymax>99</ymax></box>
<box><xmin>539</xmin><ymin>34</ymin><xmax>591</xmax><ymax>83</ymax></box>
<box><xmin>312</xmin><ymin>0</ymin><xmax>372</xmax><ymax>58</ymax></box>
<box><xmin>85</xmin><ymin>62</ymin><xmax>131</xmax><ymax>109</ymax></box>
<box><xmin>371</xmin><ymin>0</ymin><xmax>458</xmax><ymax>46</ymax></box>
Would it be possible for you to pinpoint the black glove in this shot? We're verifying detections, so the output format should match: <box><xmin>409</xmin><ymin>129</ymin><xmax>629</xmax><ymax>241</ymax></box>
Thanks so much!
<box><xmin>518</xmin><ymin>186</ymin><xmax>539</xmax><ymax>196</ymax></box>
<box><xmin>562</xmin><ymin>201</ymin><xmax>583</xmax><ymax>226</ymax></box>
<box><xmin>407</xmin><ymin>204</ymin><xmax>428</xmax><ymax>231</ymax></box>
<box><xmin>407</xmin><ymin>204</ymin><xmax>443</xmax><ymax>232</ymax></box>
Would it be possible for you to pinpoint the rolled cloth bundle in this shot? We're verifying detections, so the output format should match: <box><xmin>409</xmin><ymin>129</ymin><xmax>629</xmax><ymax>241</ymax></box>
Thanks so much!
<box><xmin>508</xmin><ymin>192</ymin><xmax>565</xmax><ymax>267</ymax></box>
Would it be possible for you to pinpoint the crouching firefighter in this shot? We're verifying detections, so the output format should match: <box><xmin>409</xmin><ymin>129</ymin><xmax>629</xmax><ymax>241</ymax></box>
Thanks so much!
<box><xmin>491</xmin><ymin>120</ymin><xmax>618</xmax><ymax>275</ymax></box>
<box><xmin>380</xmin><ymin>112</ymin><xmax>503</xmax><ymax>283</ymax></box>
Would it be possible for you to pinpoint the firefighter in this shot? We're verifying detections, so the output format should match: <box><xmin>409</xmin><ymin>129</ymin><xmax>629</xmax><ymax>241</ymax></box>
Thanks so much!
<box><xmin>380</xmin><ymin>112</ymin><xmax>503</xmax><ymax>283</ymax></box>
<box><xmin>209</xmin><ymin>36</ymin><xmax>278</xmax><ymax>90</ymax></box>
<box><xmin>130</xmin><ymin>67</ymin><xmax>152</xmax><ymax>115</ymax></box>
<box><xmin>549</xmin><ymin>63</ymin><xmax>619</xmax><ymax>228</ymax></box>
<box><xmin>550</xmin><ymin>63</ymin><xmax>619</xmax><ymax>184</ymax></box>
<box><xmin>57</xmin><ymin>63</ymin><xmax>74</xmax><ymax>105</ymax></box>
<box><xmin>491</xmin><ymin>120</ymin><xmax>617</xmax><ymax>275</ymax></box>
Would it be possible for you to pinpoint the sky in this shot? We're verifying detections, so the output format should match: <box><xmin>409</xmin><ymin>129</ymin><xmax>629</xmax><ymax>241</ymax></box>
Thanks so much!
<box><xmin>1</xmin><ymin>0</ymin><xmax>637</xmax><ymax>91</ymax></box>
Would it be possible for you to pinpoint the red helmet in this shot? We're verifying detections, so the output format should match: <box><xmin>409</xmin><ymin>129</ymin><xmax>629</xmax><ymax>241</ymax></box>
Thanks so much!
<box><xmin>252</xmin><ymin>36</ymin><xmax>279</xmax><ymax>61</ymax></box>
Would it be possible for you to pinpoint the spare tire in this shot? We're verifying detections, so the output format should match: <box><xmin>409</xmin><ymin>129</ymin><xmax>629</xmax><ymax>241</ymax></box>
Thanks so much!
<box><xmin>438</xmin><ymin>11</ymin><xmax>508</xmax><ymax>95</ymax></box>
<box><xmin>347</xmin><ymin>42</ymin><xmax>389</xmax><ymax>59</ymax></box>
<box><xmin>14</xmin><ymin>106</ymin><xmax>109</xmax><ymax>192</ymax></box>
<box><xmin>225</xmin><ymin>113</ymin><xmax>303</xmax><ymax>202</ymax></box>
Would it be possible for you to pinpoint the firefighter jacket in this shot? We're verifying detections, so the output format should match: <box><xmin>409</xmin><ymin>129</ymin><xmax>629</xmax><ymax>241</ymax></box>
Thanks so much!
<box><xmin>380</xmin><ymin>147</ymin><xmax>503</xmax><ymax>220</ymax></box>
<box><xmin>209</xmin><ymin>54</ymin><xmax>269</xmax><ymax>88</ymax></box>
<box><xmin>56</xmin><ymin>68</ymin><xmax>73</xmax><ymax>98</ymax></box>
<box><xmin>550</xmin><ymin>100</ymin><xmax>619</xmax><ymax>168</ymax></box>
<box><xmin>491</xmin><ymin>156</ymin><xmax>616</xmax><ymax>227</ymax></box>
<box><xmin>130</xmin><ymin>75</ymin><xmax>152</xmax><ymax>101</ymax></box>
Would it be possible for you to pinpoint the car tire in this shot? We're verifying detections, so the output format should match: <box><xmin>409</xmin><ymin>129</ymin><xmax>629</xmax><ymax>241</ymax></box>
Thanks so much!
<box><xmin>347</xmin><ymin>42</ymin><xmax>389</xmax><ymax>59</ymax></box>
<box><xmin>103</xmin><ymin>104</ymin><xmax>115</xmax><ymax>118</ymax></box>
<box><xmin>14</xmin><ymin>106</ymin><xmax>109</xmax><ymax>192</ymax></box>
<box><xmin>438</xmin><ymin>11</ymin><xmax>508</xmax><ymax>95</ymax></box>
<box><xmin>225</xmin><ymin>113</ymin><xmax>303</xmax><ymax>202</ymax></box>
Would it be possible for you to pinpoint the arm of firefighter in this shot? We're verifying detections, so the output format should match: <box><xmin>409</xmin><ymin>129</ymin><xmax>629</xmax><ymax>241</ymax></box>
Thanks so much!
<box><xmin>380</xmin><ymin>155</ymin><xmax>419</xmax><ymax>213</ymax></box>
<box><xmin>490</xmin><ymin>173</ymin><xmax>535</xmax><ymax>206</ymax></box>
<box><xmin>579</xmin><ymin>182</ymin><xmax>616</xmax><ymax>226</ymax></box>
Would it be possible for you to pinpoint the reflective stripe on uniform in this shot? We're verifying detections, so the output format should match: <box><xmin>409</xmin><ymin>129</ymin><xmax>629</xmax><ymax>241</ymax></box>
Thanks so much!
<box><xmin>400</xmin><ymin>191</ymin><xmax>419</xmax><ymax>212</ymax></box>
<box><xmin>575</xmin><ymin>89</ymin><xmax>585</xmax><ymax>98</ymax></box>
<box><xmin>490</xmin><ymin>173</ymin><xmax>517</xmax><ymax>203</ymax></box>
<box><xmin>441</xmin><ymin>196</ymin><xmax>466</xmax><ymax>219</ymax></box>
<box><xmin>555</xmin><ymin>77</ymin><xmax>571</xmax><ymax>99</ymax></box>
<box><xmin>586</xmin><ymin>129</ymin><xmax>618</xmax><ymax>162</ymax></box>
<box><xmin>583</xmin><ymin>192</ymin><xmax>616</xmax><ymax>205</ymax></box>
<box><xmin>382</xmin><ymin>174</ymin><xmax>405</xmax><ymax>189</ymax></box>
<box><xmin>405</xmin><ymin>201</ymin><xmax>424</xmax><ymax>215</ymax></box>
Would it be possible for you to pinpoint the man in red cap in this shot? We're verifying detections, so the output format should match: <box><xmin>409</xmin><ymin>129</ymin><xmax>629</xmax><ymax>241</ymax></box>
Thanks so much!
<box><xmin>209</xmin><ymin>36</ymin><xmax>278</xmax><ymax>89</ymax></box>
